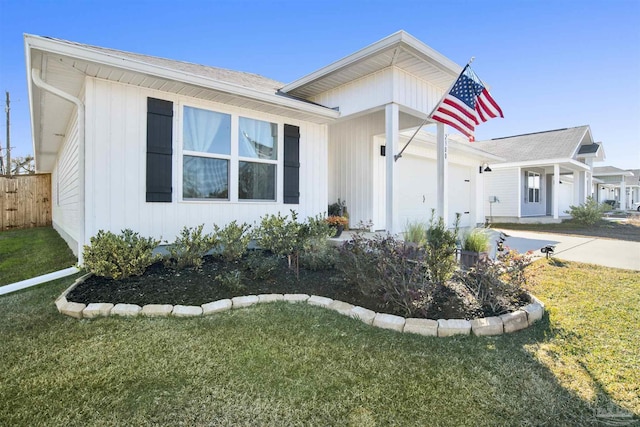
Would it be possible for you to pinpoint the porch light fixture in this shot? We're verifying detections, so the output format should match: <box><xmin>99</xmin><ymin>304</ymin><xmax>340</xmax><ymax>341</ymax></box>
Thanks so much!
<box><xmin>479</xmin><ymin>163</ymin><xmax>492</xmax><ymax>173</ymax></box>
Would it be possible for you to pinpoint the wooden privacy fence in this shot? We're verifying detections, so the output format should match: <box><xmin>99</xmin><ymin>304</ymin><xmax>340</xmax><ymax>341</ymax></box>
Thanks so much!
<box><xmin>0</xmin><ymin>174</ymin><xmax>52</xmax><ymax>231</ymax></box>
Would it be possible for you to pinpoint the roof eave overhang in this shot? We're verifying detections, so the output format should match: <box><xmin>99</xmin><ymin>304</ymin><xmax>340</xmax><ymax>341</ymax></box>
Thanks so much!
<box><xmin>280</xmin><ymin>30</ymin><xmax>461</xmax><ymax>97</ymax></box>
<box><xmin>491</xmin><ymin>158</ymin><xmax>592</xmax><ymax>171</ymax></box>
<box><xmin>25</xmin><ymin>35</ymin><xmax>340</xmax><ymax>122</ymax></box>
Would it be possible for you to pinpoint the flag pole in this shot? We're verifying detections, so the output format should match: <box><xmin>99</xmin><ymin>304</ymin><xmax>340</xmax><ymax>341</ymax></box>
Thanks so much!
<box><xmin>394</xmin><ymin>57</ymin><xmax>475</xmax><ymax>161</ymax></box>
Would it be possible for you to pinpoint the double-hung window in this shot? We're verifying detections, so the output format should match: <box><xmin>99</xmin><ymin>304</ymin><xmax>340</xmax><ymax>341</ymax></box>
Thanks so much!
<box><xmin>238</xmin><ymin>117</ymin><xmax>277</xmax><ymax>201</ymax></box>
<box><xmin>527</xmin><ymin>171</ymin><xmax>540</xmax><ymax>203</ymax></box>
<box><xmin>182</xmin><ymin>106</ymin><xmax>231</xmax><ymax>200</ymax></box>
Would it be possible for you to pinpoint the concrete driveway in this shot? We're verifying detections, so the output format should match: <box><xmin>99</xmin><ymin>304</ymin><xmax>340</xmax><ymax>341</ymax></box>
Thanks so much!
<box><xmin>489</xmin><ymin>229</ymin><xmax>640</xmax><ymax>271</ymax></box>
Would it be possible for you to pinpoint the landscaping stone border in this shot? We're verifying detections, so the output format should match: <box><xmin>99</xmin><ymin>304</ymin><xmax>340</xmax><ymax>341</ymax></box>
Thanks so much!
<box><xmin>55</xmin><ymin>274</ymin><xmax>545</xmax><ymax>337</ymax></box>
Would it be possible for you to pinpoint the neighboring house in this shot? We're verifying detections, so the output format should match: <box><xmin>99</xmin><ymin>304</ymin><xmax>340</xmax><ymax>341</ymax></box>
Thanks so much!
<box><xmin>473</xmin><ymin>126</ymin><xmax>605</xmax><ymax>223</ymax></box>
<box><xmin>592</xmin><ymin>166</ymin><xmax>638</xmax><ymax>210</ymax></box>
<box><xmin>25</xmin><ymin>31</ymin><xmax>499</xmax><ymax>260</ymax></box>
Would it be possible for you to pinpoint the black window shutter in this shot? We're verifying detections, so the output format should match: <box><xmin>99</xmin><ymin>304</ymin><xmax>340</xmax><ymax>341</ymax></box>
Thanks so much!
<box><xmin>283</xmin><ymin>124</ymin><xmax>300</xmax><ymax>204</ymax></box>
<box><xmin>146</xmin><ymin>98</ymin><xmax>173</xmax><ymax>202</ymax></box>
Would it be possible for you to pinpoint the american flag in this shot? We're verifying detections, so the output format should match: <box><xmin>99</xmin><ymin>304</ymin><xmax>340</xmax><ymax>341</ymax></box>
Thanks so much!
<box><xmin>430</xmin><ymin>65</ymin><xmax>503</xmax><ymax>141</ymax></box>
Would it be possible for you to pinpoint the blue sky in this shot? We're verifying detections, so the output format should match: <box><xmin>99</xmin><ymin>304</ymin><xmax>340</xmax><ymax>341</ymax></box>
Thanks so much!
<box><xmin>1</xmin><ymin>0</ymin><xmax>639</xmax><ymax>169</ymax></box>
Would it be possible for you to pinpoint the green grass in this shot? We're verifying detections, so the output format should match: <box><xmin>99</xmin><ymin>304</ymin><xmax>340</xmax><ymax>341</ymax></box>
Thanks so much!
<box><xmin>0</xmin><ymin>227</ymin><xmax>77</xmax><ymax>286</ymax></box>
<box><xmin>1</xmin><ymin>259</ymin><xmax>638</xmax><ymax>426</ymax></box>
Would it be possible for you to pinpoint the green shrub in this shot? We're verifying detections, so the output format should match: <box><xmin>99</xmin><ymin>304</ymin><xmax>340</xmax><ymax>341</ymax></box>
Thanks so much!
<box><xmin>302</xmin><ymin>214</ymin><xmax>334</xmax><ymax>241</ymax></box>
<box><xmin>215</xmin><ymin>269</ymin><xmax>245</xmax><ymax>293</ymax></box>
<box><xmin>565</xmin><ymin>196</ymin><xmax>606</xmax><ymax>226</ymax></box>
<box><xmin>254</xmin><ymin>211</ymin><xmax>303</xmax><ymax>258</ymax></box>
<box><xmin>462</xmin><ymin>228</ymin><xmax>490</xmax><ymax>252</ymax></box>
<box><xmin>403</xmin><ymin>221</ymin><xmax>427</xmax><ymax>246</ymax></box>
<box><xmin>213</xmin><ymin>221</ymin><xmax>252</xmax><ymax>262</ymax></box>
<box><xmin>300</xmin><ymin>237</ymin><xmax>338</xmax><ymax>271</ymax></box>
<box><xmin>164</xmin><ymin>225</ymin><xmax>214</xmax><ymax>270</ymax></box>
<box><xmin>425</xmin><ymin>210</ymin><xmax>460</xmax><ymax>284</ymax></box>
<box><xmin>83</xmin><ymin>229</ymin><xmax>160</xmax><ymax>280</ymax></box>
<box><xmin>336</xmin><ymin>231</ymin><xmax>434</xmax><ymax>317</ymax></box>
<box><xmin>244</xmin><ymin>250</ymin><xmax>282</xmax><ymax>281</ymax></box>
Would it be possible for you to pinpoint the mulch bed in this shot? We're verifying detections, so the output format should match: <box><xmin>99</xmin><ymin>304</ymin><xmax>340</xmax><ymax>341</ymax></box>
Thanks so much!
<box><xmin>67</xmin><ymin>254</ymin><xmax>527</xmax><ymax>320</ymax></box>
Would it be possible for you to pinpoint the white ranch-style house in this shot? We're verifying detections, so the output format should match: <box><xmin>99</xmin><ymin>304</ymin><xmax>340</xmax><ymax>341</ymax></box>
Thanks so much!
<box><xmin>26</xmin><ymin>31</ymin><xmax>507</xmax><ymax>260</ymax></box>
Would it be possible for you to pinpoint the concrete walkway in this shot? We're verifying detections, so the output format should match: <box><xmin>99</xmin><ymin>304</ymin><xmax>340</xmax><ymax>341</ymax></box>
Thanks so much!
<box><xmin>490</xmin><ymin>229</ymin><xmax>640</xmax><ymax>271</ymax></box>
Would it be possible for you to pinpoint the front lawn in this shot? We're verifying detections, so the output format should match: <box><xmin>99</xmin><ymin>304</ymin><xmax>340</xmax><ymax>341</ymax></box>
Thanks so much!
<box><xmin>493</xmin><ymin>216</ymin><xmax>640</xmax><ymax>242</ymax></box>
<box><xmin>0</xmin><ymin>260</ymin><xmax>637</xmax><ymax>426</ymax></box>
<box><xmin>0</xmin><ymin>227</ymin><xmax>77</xmax><ymax>286</ymax></box>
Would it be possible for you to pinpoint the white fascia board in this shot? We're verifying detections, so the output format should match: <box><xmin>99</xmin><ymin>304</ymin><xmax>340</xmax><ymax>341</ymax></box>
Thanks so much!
<box><xmin>25</xmin><ymin>35</ymin><xmax>339</xmax><ymax>121</ymax></box>
<box><xmin>281</xmin><ymin>30</ymin><xmax>460</xmax><ymax>93</ymax></box>
<box><xmin>24</xmin><ymin>35</ymin><xmax>38</xmax><ymax>168</ymax></box>
<box><xmin>594</xmin><ymin>170</ymin><xmax>634</xmax><ymax>177</ymax></box>
<box><xmin>490</xmin><ymin>158</ymin><xmax>591</xmax><ymax>171</ymax></box>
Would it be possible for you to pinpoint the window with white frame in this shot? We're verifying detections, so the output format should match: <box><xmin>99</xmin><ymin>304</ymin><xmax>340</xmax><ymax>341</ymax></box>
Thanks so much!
<box><xmin>526</xmin><ymin>171</ymin><xmax>540</xmax><ymax>203</ymax></box>
<box><xmin>182</xmin><ymin>106</ymin><xmax>231</xmax><ymax>199</ymax></box>
<box><xmin>238</xmin><ymin>117</ymin><xmax>277</xmax><ymax>200</ymax></box>
<box><xmin>181</xmin><ymin>106</ymin><xmax>278</xmax><ymax>202</ymax></box>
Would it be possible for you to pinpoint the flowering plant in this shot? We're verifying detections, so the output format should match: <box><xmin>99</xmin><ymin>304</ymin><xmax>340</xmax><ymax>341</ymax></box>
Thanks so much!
<box><xmin>325</xmin><ymin>215</ymin><xmax>348</xmax><ymax>227</ymax></box>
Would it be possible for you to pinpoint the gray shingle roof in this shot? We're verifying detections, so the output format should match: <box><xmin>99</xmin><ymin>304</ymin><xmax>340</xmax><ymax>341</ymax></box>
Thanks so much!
<box><xmin>44</xmin><ymin>37</ymin><xmax>285</xmax><ymax>94</ymax></box>
<box><xmin>593</xmin><ymin>166</ymin><xmax>629</xmax><ymax>175</ymax></box>
<box><xmin>473</xmin><ymin>126</ymin><xmax>590</xmax><ymax>163</ymax></box>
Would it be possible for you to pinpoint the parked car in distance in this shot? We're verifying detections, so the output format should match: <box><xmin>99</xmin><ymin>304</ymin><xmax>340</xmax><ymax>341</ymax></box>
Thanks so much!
<box><xmin>632</xmin><ymin>201</ymin><xmax>640</xmax><ymax>212</ymax></box>
<box><xmin>603</xmin><ymin>199</ymin><xmax>618</xmax><ymax>209</ymax></box>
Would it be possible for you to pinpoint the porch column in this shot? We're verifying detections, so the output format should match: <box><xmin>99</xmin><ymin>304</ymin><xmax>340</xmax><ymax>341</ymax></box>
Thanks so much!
<box><xmin>620</xmin><ymin>180</ymin><xmax>627</xmax><ymax>210</ymax></box>
<box><xmin>553</xmin><ymin>164</ymin><xmax>560</xmax><ymax>219</ymax></box>
<box><xmin>385</xmin><ymin>103</ymin><xmax>399</xmax><ymax>233</ymax></box>
<box><xmin>436</xmin><ymin>123</ymin><xmax>448</xmax><ymax>224</ymax></box>
<box><xmin>585</xmin><ymin>159</ymin><xmax>593</xmax><ymax>198</ymax></box>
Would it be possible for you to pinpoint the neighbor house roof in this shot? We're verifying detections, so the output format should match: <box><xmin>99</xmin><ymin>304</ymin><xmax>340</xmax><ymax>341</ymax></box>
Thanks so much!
<box><xmin>592</xmin><ymin>166</ymin><xmax>634</xmax><ymax>177</ymax></box>
<box><xmin>625</xmin><ymin>169</ymin><xmax>640</xmax><ymax>185</ymax></box>
<box><xmin>473</xmin><ymin>126</ymin><xmax>594</xmax><ymax>163</ymax></box>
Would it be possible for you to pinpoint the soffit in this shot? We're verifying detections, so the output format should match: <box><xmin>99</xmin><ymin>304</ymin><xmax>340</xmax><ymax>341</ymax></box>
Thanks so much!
<box><xmin>281</xmin><ymin>31</ymin><xmax>461</xmax><ymax>99</ymax></box>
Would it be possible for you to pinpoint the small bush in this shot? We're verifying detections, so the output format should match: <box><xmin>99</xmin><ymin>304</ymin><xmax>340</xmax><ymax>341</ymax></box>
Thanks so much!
<box><xmin>336</xmin><ymin>231</ymin><xmax>434</xmax><ymax>317</ymax></box>
<box><xmin>425</xmin><ymin>210</ymin><xmax>460</xmax><ymax>284</ymax></box>
<box><xmin>403</xmin><ymin>221</ymin><xmax>427</xmax><ymax>246</ymax></box>
<box><xmin>216</xmin><ymin>269</ymin><xmax>245</xmax><ymax>293</ymax></box>
<box><xmin>254</xmin><ymin>211</ymin><xmax>303</xmax><ymax>258</ymax></box>
<box><xmin>462</xmin><ymin>228</ymin><xmax>490</xmax><ymax>252</ymax></box>
<box><xmin>213</xmin><ymin>221</ymin><xmax>252</xmax><ymax>262</ymax></box>
<box><xmin>300</xmin><ymin>238</ymin><xmax>338</xmax><ymax>271</ymax></box>
<box><xmin>164</xmin><ymin>225</ymin><xmax>214</xmax><ymax>270</ymax></box>
<box><xmin>83</xmin><ymin>229</ymin><xmax>160</xmax><ymax>280</ymax></box>
<box><xmin>565</xmin><ymin>196</ymin><xmax>606</xmax><ymax>226</ymax></box>
<box><xmin>244</xmin><ymin>250</ymin><xmax>282</xmax><ymax>281</ymax></box>
<box><xmin>454</xmin><ymin>249</ymin><xmax>531</xmax><ymax>316</ymax></box>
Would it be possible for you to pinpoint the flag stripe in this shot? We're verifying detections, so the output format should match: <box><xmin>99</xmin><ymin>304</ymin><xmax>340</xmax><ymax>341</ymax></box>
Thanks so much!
<box><xmin>432</xmin><ymin>106</ymin><xmax>474</xmax><ymax>133</ymax></box>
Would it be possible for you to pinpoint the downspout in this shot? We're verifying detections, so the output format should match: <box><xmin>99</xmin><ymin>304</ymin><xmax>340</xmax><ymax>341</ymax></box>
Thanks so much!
<box><xmin>31</xmin><ymin>67</ymin><xmax>86</xmax><ymax>264</ymax></box>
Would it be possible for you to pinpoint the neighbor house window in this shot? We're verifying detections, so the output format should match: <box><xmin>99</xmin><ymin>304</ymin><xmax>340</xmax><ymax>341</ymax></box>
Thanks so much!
<box><xmin>182</xmin><ymin>106</ymin><xmax>231</xmax><ymax>199</ymax></box>
<box><xmin>527</xmin><ymin>171</ymin><xmax>540</xmax><ymax>203</ymax></box>
<box><xmin>238</xmin><ymin>117</ymin><xmax>277</xmax><ymax>200</ymax></box>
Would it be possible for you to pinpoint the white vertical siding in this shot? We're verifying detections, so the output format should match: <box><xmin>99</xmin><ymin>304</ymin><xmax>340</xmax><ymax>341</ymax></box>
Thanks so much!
<box><xmin>328</xmin><ymin>111</ymin><xmax>385</xmax><ymax>226</ymax></box>
<box><xmin>311</xmin><ymin>67</ymin><xmax>445</xmax><ymax>119</ymax></box>
<box><xmin>51</xmin><ymin>108</ymin><xmax>81</xmax><ymax>254</ymax></box>
<box><xmin>392</xmin><ymin>68</ymin><xmax>445</xmax><ymax>116</ymax></box>
<box><xmin>83</xmin><ymin>78</ymin><xmax>328</xmax><ymax>244</ymax></box>
<box><xmin>483</xmin><ymin>168</ymin><xmax>520</xmax><ymax>219</ymax></box>
<box><xmin>311</xmin><ymin>68</ymin><xmax>393</xmax><ymax>117</ymax></box>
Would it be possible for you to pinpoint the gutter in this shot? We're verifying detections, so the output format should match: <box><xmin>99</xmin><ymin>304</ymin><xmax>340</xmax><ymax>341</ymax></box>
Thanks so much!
<box><xmin>0</xmin><ymin>267</ymin><xmax>79</xmax><ymax>296</ymax></box>
<box><xmin>31</xmin><ymin>66</ymin><xmax>86</xmax><ymax>264</ymax></box>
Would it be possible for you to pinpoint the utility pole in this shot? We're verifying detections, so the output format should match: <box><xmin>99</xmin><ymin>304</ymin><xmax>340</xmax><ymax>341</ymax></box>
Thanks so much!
<box><xmin>5</xmin><ymin>91</ymin><xmax>10</xmax><ymax>177</ymax></box>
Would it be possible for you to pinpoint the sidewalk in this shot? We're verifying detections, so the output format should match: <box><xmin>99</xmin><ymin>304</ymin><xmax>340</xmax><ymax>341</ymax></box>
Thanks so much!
<box><xmin>491</xmin><ymin>229</ymin><xmax>640</xmax><ymax>271</ymax></box>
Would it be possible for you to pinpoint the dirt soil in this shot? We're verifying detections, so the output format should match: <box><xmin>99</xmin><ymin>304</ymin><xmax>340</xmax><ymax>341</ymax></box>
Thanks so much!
<box><xmin>67</xmin><ymin>254</ymin><xmax>527</xmax><ymax>320</ymax></box>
